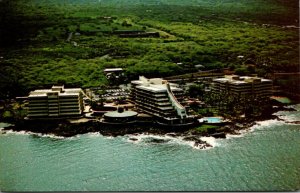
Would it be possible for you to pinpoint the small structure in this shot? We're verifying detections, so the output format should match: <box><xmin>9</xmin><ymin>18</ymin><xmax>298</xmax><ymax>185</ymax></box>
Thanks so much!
<box><xmin>103</xmin><ymin>68</ymin><xmax>123</xmax><ymax>74</ymax></box>
<box><xmin>103</xmin><ymin>107</ymin><xmax>138</xmax><ymax>124</ymax></box>
<box><xmin>28</xmin><ymin>85</ymin><xmax>84</xmax><ymax>118</ymax></box>
<box><xmin>103</xmin><ymin>68</ymin><xmax>124</xmax><ymax>81</ymax></box>
<box><xmin>194</xmin><ymin>64</ymin><xmax>205</xmax><ymax>71</ymax></box>
<box><xmin>119</xmin><ymin>32</ymin><xmax>160</xmax><ymax>38</ymax></box>
<box><xmin>112</xmin><ymin>30</ymin><xmax>145</xmax><ymax>34</ymax></box>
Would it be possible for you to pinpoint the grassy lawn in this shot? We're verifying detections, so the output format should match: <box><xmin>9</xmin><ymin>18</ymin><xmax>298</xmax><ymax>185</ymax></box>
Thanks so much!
<box><xmin>194</xmin><ymin>124</ymin><xmax>219</xmax><ymax>133</ymax></box>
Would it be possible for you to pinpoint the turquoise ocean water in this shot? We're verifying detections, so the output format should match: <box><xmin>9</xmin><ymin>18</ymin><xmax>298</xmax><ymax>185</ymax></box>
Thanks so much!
<box><xmin>0</xmin><ymin>105</ymin><xmax>300</xmax><ymax>191</ymax></box>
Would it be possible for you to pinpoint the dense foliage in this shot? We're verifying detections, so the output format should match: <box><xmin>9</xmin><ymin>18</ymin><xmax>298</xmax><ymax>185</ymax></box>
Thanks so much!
<box><xmin>0</xmin><ymin>0</ymin><xmax>298</xmax><ymax>98</ymax></box>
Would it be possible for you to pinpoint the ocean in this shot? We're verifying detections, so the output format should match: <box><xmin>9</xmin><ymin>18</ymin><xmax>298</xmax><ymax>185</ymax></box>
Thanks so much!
<box><xmin>0</xmin><ymin>104</ymin><xmax>300</xmax><ymax>191</ymax></box>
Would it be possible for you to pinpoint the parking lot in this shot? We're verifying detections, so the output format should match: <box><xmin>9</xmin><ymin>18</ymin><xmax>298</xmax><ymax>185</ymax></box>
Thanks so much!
<box><xmin>94</xmin><ymin>88</ymin><xmax>130</xmax><ymax>100</ymax></box>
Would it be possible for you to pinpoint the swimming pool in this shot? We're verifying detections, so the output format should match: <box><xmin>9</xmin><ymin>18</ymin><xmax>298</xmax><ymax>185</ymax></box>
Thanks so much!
<box><xmin>199</xmin><ymin>117</ymin><xmax>223</xmax><ymax>123</ymax></box>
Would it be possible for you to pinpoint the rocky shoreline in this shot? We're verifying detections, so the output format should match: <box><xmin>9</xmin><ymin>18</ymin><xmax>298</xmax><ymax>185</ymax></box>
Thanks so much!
<box><xmin>1</xmin><ymin>105</ymin><xmax>298</xmax><ymax>149</ymax></box>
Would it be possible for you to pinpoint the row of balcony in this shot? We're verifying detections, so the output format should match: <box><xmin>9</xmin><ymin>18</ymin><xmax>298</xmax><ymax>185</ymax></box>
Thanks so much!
<box><xmin>135</xmin><ymin>99</ymin><xmax>174</xmax><ymax>111</ymax></box>
<box><xmin>137</xmin><ymin>106</ymin><xmax>177</xmax><ymax>119</ymax></box>
<box><xmin>135</xmin><ymin>92</ymin><xmax>183</xmax><ymax>103</ymax></box>
<box><xmin>212</xmin><ymin>88</ymin><xmax>272</xmax><ymax>96</ymax></box>
<box><xmin>135</xmin><ymin>97</ymin><xmax>172</xmax><ymax>107</ymax></box>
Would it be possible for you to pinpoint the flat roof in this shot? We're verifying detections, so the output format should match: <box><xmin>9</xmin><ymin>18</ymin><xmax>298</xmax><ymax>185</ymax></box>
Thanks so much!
<box><xmin>104</xmin><ymin>68</ymin><xmax>123</xmax><ymax>72</ymax></box>
<box><xmin>132</xmin><ymin>76</ymin><xmax>182</xmax><ymax>93</ymax></box>
<box><xmin>136</xmin><ymin>84</ymin><xmax>182</xmax><ymax>93</ymax></box>
<box><xmin>213</xmin><ymin>76</ymin><xmax>272</xmax><ymax>85</ymax></box>
<box><xmin>104</xmin><ymin>110</ymin><xmax>138</xmax><ymax>118</ymax></box>
<box><xmin>131</xmin><ymin>76</ymin><xmax>178</xmax><ymax>85</ymax></box>
<box><xmin>29</xmin><ymin>88</ymin><xmax>82</xmax><ymax>97</ymax></box>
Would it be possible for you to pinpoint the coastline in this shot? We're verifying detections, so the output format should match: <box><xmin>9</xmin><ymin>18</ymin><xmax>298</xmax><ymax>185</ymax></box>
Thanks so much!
<box><xmin>1</xmin><ymin>104</ymin><xmax>298</xmax><ymax>149</ymax></box>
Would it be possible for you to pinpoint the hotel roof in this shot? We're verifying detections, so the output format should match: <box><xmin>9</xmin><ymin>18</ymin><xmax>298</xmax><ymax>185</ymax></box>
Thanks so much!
<box><xmin>104</xmin><ymin>110</ymin><xmax>138</xmax><ymax>118</ymax></box>
<box><xmin>136</xmin><ymin>84</ymin><xmax>181</xmax><ymax>93</ymax></box>
<box><xmin>132</xmin><ymin>76</ymin><xmax>182</xmax><ymax>93</ymax></box>
<box><xmin>29</xmin><ymin>86</ymin><xmax>82</xmax><ymax>97</ymax></box>
<box><xmin>213</xmin><ymin>75</ymin><xmax>272</xmax><ymax>85</ymax></box>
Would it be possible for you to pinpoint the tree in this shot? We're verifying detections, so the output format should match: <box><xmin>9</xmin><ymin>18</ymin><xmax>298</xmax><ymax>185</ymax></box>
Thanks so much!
<box><xmin>235</xmin><ymin>67</ymin><xmax>249</xmax><ymax>76</ymax></box>
<box><xmin>188</xmin><ymin>84</ymin><xmax>204</xmax><ymax>98</ymax></box>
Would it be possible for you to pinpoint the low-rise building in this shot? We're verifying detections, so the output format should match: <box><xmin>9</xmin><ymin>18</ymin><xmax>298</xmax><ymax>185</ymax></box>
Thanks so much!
<box><xmin>103</xmin><ymin>68</ymin><xmax>124</xmax><ymax>79</ymax></box>
<box><xmin>130</xmin><ymin>76</ymin><xmax>192</xmax><ymax>125</ymax></box>
<box><xmin>103</xmin><ymin>107</ymin><xmax>138</xmax><ymax>124</ymax></box>
<box><xmin>28</xmin><ymin>85</ymin><xmax>84</xmax><ymax>118</ymax></box>
<box><xmin>212</xmin><ymin>75</ymin><xmax>273</xmax><ymax>98</ymax></box>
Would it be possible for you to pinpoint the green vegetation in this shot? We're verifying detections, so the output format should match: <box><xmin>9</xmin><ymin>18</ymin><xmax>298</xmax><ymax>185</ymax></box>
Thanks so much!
<box><xmin>0</xmin><ymin>0</ymin><xmax>298</xmax><ymax>98</ymax></box>
<box><xmin>188</xmin><ymin>124</ymin><xmax>219</xmax><ymax>135</ymax></box>
<box><xmin>0</xmin><ymin>100</ymin><xmax>28</xmax><ymax>121</ymax></box>
<box><xmin>186</xmin><ymin>81</ymin><xmax>275</xmax><ymax>118</ymax></box>
<box><xmin>195</xmin><ymin>124</ymin><xmax>219</xmax><ymax>133</ymax></box>
<box><xmin>187</xmin><ymin>84</ymin><xmax>204</xmax><ymax>98</ymax></box>
<box><xmin>202</xmin><ymin>91</ymin><xmax>272</xmax><ymax>119</ymax></box>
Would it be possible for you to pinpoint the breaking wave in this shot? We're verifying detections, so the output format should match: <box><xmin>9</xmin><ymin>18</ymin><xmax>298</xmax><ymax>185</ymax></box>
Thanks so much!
<box><xmin>0</xmin><ymin>129</ymin><xmax>65</xmax><ymax>139</ymax></box>
<box><xmin>125</xmin><ymin>133</ymin><xmax>219</xmax><ymax>150</ymax></box>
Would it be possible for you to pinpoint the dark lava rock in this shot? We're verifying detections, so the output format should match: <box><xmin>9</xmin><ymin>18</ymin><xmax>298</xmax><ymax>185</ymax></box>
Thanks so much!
<box><xmin>194</xmin><ymin>140</ymin><xmax>212</xmax><ymax>149</ymax></box>
<box><xmin>286</xmin><ymin>121</ymin><xmax>300</xmax><ymax>124</ymax></box>
<box><xmin>145</xmin><ymin>137</ymin><xmax>169</xmax><ymax>143</ymax></box>
<box><xmin>166</xmin><ymin>133</ymin><xmax>179</xmax><ymax>137</ymax></box>
<box><xmin>282</xmin><ymin>107</ymin><xmax>297</xmax><ymax>111</ymax></box>
<box><xmin>129</xmin><ymin>137</ymin><xmax>138</xmax><ymax>141</ymax></box>
<box><xmin>211</xmin><ymin>132</ymin><xmax>226</xmax><ymax>138</ymax></box>
<box><xmin>183</xmin><ymin>136</ymin><xmax>199</xmax><ymax>141</ymax></box>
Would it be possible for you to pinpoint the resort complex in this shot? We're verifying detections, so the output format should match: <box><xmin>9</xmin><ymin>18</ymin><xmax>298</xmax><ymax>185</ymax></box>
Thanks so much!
<box><xmin>130</xmin><ymin>76</ymin><xmax>193</xmax><ymax>125</ymax></box>
<box><xmin>28</xmin><ymin>85</ymin><xmax>84</xmax><ymax>118</ymax></box>
<box><xmin>25</xmin><ymin>74</ymin><xmax>273</xmax><ymax>124</ymax></box>
<box><xmin>212</xmin><ymin>75</ymin><xmax>273</xmax><ymax>98</ymax></box>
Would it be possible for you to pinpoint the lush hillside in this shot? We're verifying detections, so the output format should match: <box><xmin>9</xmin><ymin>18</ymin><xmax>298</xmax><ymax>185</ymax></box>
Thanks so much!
<box><xmin>27</xmin><ymin>0</ymin><xmax>298</xmax><ymax>24</ymax></box>
<box><xmin>0</xmin><ymin>0</ymin><xmax>299</xmax><ymax>98</ymax></box>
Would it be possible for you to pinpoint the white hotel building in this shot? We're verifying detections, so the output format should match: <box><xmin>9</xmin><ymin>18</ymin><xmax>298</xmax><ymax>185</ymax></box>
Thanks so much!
<box><xmin>212</xmin><ymin>75</ymin><xmax>273</xmax><ymax>98</ymax></box>
<box><xmin>130</xmin><ymin>76</ymin><xmax>193</xmax><ymax>125</ymax></box>
<box><xmin>28</xmin><ymin>85</ymin><xmax>84</xmax><ymax>118</ymax></box>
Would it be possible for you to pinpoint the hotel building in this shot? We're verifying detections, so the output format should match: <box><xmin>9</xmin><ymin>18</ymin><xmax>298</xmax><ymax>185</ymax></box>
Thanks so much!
<box><xmin>212</xmin><ymin>75</ymin><xmax>273</xmax><ymax>98</ymax></box>
<box><xmin>28</xmin><ymin>85</ymin><xmax>84</xmax><ymax>118</ymax></box>
<box><xmin>130</xmin><ymin>76</ymin><xmax>191</xmax><ymax>125</ymax></box>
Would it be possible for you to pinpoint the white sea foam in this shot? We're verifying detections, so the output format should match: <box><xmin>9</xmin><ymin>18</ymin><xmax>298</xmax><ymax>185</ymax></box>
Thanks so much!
<box><xmin>168</xmin><ymin>136</ymin><xmax>196</xmax><ymax>149</ymax></box>
<box><xmin>200</xmin><ymin>136</ymin><xmax>218</xmax><ymax>147</ymax></box>
<box><xmin>226</xmin><ymin>133</ymin><xmax>245</xmax><ymax>139</ymax></box>
<box><xmin>126</xmin><ymin>133</ymin><xmax>174</xmax><ymax>144</ymax></box>
<box><xmin>275</xmin><ymin>113</ymin><xmax>300</xmax><ymax>123</ymax></box>
<box><xmin>125</xmin><ymin>133</ymin><xmax>217</xmax><ymax>150</ymax></box>
<box><xmin>0</xmin><ymin>129</ymin><xmax>65</xmax><ymax>139</ymax></box>
<box><xmin>230</xmin><ymin>118</ymin><xmax>286</xmax><ymax>139</ymax></box>
<box><xmin>233</xmin><ymin>119</ymin><xmax>280</xmax><ymax>137</ymax></box>
<box><xmin>227</xmin><ymin>111</ymin><xmax>299</xmax><ymax>139</ymax></box>
<box><xmin>29</xmin><ymin>132</ymin><xmax>65</xmax><ymax>139</ymax></box>
<box><xmin>36</xmin><ymin>133</ymin><xmax>65</xmax><ymax>139</ymax></box>
<box><xmin>255</xmin><ymin>119</ymin><xmax>285</xmax><ymax>128</ymax></box>
<box><xmin>273</xmin><ymin>104</ymin><xmax>300</xmax><ymax>123</ymax></box>
<box><xmin>86</xmin><ymin>132</ymin><xmax>102</xmax><ymax>137</ymax></box>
